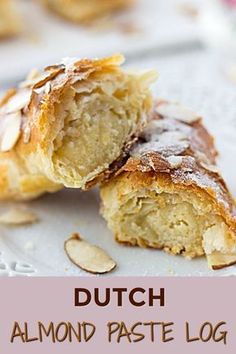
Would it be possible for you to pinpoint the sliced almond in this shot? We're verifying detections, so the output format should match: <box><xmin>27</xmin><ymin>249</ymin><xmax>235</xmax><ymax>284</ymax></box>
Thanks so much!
<box><xmin>207</xmin><ymin>252</ymin><xmax>236</xmax><ymax>270</ymax></box>
<box><xmin>44</xmin><ymin>82</ymin><xmax>51</xmax><ymax>94</ymax></box>
<box><xmin>0</xmin><ymin>207</ymin><xmax>38</xmax><ymax>225</ymax></box>
<box><xmin>195</xmin><ymin>151</ymin><xmax>219</xmax><ymax>173</ymax></box>
<box><xmin>0</xmin><ymin>88</ymin><xmax>17</xmax><ymax>109</ymax></box>
<box><xmin>199</xmin><ymin>161</ymin><xmax>219</xmax><ymax>174</ymax></box>
<box><xmin>65</xmin><ymin>233</ymin><xmax>116</xmax><ymax>274</ymax></box>
<box><xmin>0</xmin><ymin>111</ymin><xmax>21</xmax><ymax>152</ymax></box>
<box><xmin>34</xmin><ymin>67</ymin><xmax>64</xmax><ymax>88</ymax></box>
<box><xmin>195</xmin><ymin>150</ymin><xmax>210</xmax><ymax>164</ymax></box>
<box><xmin>156</xmin><ymin>101</ymin><xmax>200</xmax><ymax>123</ymax></box>
<box><xmin>5</xmin><ymin>89</ymin><xmax>31</xmax><ymax>114</ymax></box>
<box><xmin>34</xmin><ymin>81</ymin><xmax>52</xmax><ymax>95</ymax></box>
<box><xmin>45</xmin><ymin>63</ymin><xmax>65</xmax><ymax>72</ymax></box>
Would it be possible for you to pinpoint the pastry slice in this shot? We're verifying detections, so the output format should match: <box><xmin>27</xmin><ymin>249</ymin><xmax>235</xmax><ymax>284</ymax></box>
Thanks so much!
<box><xmin>0</xmin><ymin>0</ymin><xmax>22</xmax><ymax>38</ymax></box>
<box><xmin>42</xmin><ymin>0</ymin><xmax>135</xmax><ymax>24</ymax></box>
<box><xmin>0</xmin><ymin>54</ymin><xmax>155</xmax><ymax>200</ymax></box>
<box><xmin>100</xmin><ymin>99</ymin><xmax>236</xmax><ymax>270</ymax></box>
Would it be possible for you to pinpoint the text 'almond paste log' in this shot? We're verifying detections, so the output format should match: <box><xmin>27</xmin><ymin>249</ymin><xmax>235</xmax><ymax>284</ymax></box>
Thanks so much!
<box><xmin>100</xmin><ymin>100</ymin><xmax>236</xmax><ymax>270</ymax></box>
<box><xmin>0</xmin><ymin>55</ymin><xmax>156</xmax><ymax>200</ymax></box>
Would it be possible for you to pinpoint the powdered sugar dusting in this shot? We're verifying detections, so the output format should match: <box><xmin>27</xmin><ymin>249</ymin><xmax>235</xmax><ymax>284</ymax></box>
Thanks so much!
<box><xmin>131</xmin><ymin>118</ymin><xmax>191</xmax><ymax>157</ymax></box>
<box><xmin>129</xmin><ymin>104</ymin><xmax>236</xmax><ymax>219</ymax></box>
<box><xmin>172</xmin><ymin>168</ymin><xmax>233</xmax><ymax>214</ymax></box>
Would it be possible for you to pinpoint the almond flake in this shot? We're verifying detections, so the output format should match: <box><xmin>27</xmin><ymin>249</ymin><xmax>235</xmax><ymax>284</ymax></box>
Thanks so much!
<box><xmin>5</xmin><ymin>89</ymin><xmax>31</xmax><ymax>114</ymax></box>
<box><xmin>65</xmin><ymin>233</ymin><xmax>117</xmax><ymax>274</ymax></box>
<box><xmin>207</xmin><ymin>252</ymin><xmax>236</xmax><ymax>270</ymax></box>
<box><xmin>195</xmin><ymin>151</ymin><xmax>218</xmax><ymax>173</ymax></box>
<box><xmin>0</xmin><ymin>207</ymin><xmax>38</xmax><ymax>225</ymax></box>
<box><xmin>44</xmin><ymin>82</ymin><xmax>51</xmax><ymax>94</ymax></box>
<box><xmin>33</xmin><ymin>86</ymin><xmax>46</xmax><ymax>95</ymax></box>
<box><xmin>156</xmin><ymin>102</ymin><xmax>200</xmax><ymax>123</ymax></box>
<box><xmin>200</xmin><ymin>161</ymin><xmax>219</xmax><ymax>174</ymax></box>
<box><xmin>0</xmin><ymin>112</ymin><xmax>21</xmax><ymax>152</ymax></box>
<box><xmin>195</xmin><ymin>151</ymin><xmax>210</xmax><ymax>164</ymax></box>
<box><xmin>34</xmin><ymin>80</ymin><xmax>52</xmax><ymax>95</ymax></box>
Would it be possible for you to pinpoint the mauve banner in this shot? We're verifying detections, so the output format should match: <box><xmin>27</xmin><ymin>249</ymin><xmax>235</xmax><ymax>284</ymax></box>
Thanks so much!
<box><xmin>0</xmin><ymin>277</ymin><xmax>236</xmax><ymax>354</ymax></box>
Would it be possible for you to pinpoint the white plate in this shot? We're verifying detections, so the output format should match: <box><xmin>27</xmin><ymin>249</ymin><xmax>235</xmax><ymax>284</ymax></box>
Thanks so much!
<box><xmin>0</xmin><ymin>0</ymin><xmax>203</xmax><ymax>84</ymax></box>
<box><xmin>0</xmin><ymin>49</ymin><xmax>236</xmax><ymax>277</ymax></box>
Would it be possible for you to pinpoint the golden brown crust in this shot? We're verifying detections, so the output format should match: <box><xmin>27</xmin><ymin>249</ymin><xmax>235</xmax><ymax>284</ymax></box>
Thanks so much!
<box><xmin>0</xmin><ymin>55</ymin><xmax>123</xmax><ymax>200</ymax></box>
<box><xmin>0</xmin><ymin>54</ymin><xmax>154</xmax><ymax>200</ymax></box>
<box><xmin>112</xmin><ymin>100</ymin><xmax>236</xmax><ymax>234</ymax></box>
<box><xmin>100</xmin><ymin>100</ymin><xmax>236</xmax><ymax>268</ymax></box>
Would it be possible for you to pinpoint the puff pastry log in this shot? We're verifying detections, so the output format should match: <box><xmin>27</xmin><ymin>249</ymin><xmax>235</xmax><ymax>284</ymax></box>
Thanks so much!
<box><xmin>42</xmin><ymin>0</ymin><xmax>135</xmax><ymax>23</ymax></box>
<box><xmin>0</xmin><ymin>0</ymin><xmax>21</xmax><ymax>38</ymax></box>
<box><xmin>100</xmin><ymin>100</ymin><xmax>236</xmax><ymax>270</ymax></box>
<box><xmin>0</xmin><ymin>54</ymin><xmax>155</xmax><ymax>200</ymax></box>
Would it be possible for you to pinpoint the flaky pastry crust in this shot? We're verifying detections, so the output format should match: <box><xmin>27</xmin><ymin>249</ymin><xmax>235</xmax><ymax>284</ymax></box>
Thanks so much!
<box><xmin>0</xmin><ymin>54</ymin><xmax>155</xmax><ymax>200</ymax></box>
<box><xmin>100</xmin><ymin>100</ymin><xmax>236</xmax><ymax>269</ymax></box>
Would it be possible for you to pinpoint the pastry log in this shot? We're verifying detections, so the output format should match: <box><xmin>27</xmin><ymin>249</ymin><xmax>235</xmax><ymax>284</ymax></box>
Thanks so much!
<box><xmin>0</xmin><ymin>55</ymin><xmax>155</xmax><ymax>200</ymax></box>
<box><xmin>0</xmin><ymin>0</ymin><xmax>22</xmax><ymax>38</ymax></box>
<box><xmin>42</xmin><ymin>0</ymin><xmax>135</xmax><ymax>23</ymax></box>
<box><xmin>100</xmin><ymin>100</ymin><xmax>236</xmax><ymax>269</ymax></box>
